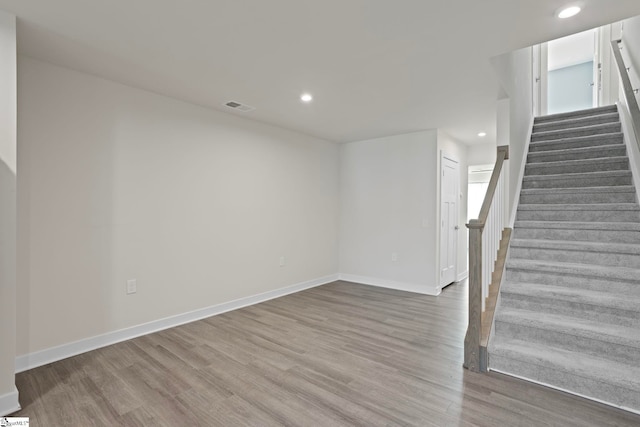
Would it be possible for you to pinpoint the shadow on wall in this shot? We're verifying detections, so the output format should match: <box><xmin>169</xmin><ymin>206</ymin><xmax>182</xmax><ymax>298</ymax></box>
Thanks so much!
<box><xmin>0</xmin><ymin>159</ymin><xmax>17</xmax><ymax>393</ymax></box>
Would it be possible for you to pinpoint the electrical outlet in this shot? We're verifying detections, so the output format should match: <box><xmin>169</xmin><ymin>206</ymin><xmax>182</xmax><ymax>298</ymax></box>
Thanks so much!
<box><xmin>391</xmin><ymin>252</ymin><xmax>398</xmax><ymax>262</ymax></box>
<box><xmin>127</xmin><ymin>279</ymin><xmax>137</xmax><ymax>295</ymax></box>
<box><xmin>279</xmin><ymin>256</ymin><xmax>286</xmax><ymax>267</ymax></box>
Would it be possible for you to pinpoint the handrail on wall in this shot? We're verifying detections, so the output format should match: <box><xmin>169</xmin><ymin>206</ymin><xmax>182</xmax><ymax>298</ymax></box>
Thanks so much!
<box><xmin>464</xmin><ymin>145</ymin><xmax>509</xmax><ymax>372</ymax></box>
<box><xmin>611</xmin><ymin>39</ymin><xmax>640</xmax><ymax>145</ymax></box>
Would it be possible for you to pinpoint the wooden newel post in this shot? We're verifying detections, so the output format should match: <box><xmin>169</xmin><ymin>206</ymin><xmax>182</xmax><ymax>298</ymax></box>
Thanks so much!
<box><xmin>464</xmin><ymin>220</ymin><xmax>483</xmax><ymax>372</ymax></box>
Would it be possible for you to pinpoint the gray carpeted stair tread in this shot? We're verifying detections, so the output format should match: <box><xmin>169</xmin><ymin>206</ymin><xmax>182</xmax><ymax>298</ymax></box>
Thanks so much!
<box><xmin>513</xmin><ymin>220</ymin><xmax>640</xmax><ymax>231</ymax></box>
<box><xmin>518</xmin><ymin>203</ymin><xmax>640</xmax><ymax>211</ymax></box>
<box><xmin>517</xmin><ymin>203</ymin><xmax>640</xmax><ymax>222</ymax></box>
<box><xmin>525</xmin><ymin>156</ymin><xmax>629</xmax><ymax>176</ymax></box>
<box><xmin>533</xmin><ymin>112</ymin><xmax>620</xmax><ymax>133</ymax></box>
<box><xmin>509</xmin><ymin>244</ymin><xmax>640</xmax><ymax>269</ymax></box>
<box><xmin>505</xmin><ymin>271</ymin><xmax>640</xmax><ymax>297</ymax></box>
<box><xmin>489</xmin><ymin>339</ymin><xmax>640</xmax><ymax>410</ymax></box>
<box><xmin>492</xmin><ymin>105</ymin><xmax>640</xmax><ymax>412</ymax></box>
<box><xmin>534</xmin><ymin>105</ymin><xmax>618</xmax><ymax>124</ymax></box>
<box><xmin>522</xmin><ymin>170</ymin><xmax>632</xmax><ymax>183</ymax></box>
<box><xmin>527</xmin><ymin>144</ymin><xmax>627</xmax><ymax>163</ymax></box>
<box><xmin>522</xmin><ymin>170</ymin><xmax>633</xmax><ymax>190</ymax></box>
<box><xmin>533</xmin><ymin>111</ymin><xmax>620</xmax><ymax>130</ymax></box>
<box><xmin>495</xmin><ymin>308</ymin><xmax>640</xmax><ymax>356</ymax></box>
<box><xmin>500</xmin><ymin>282</ymin><xmax>640</xmax><ymax>314</ymax></box>
<box><xmin>506</xmin><ymin>258</ymin><xmax>640</xmax><ymax>283</ymax></box>
<box><xmin>519</xmin><ymin>186</ymin><xmax>637</xmax><ymax>205</ymax></box>
<box><xmin>510</xmin><ymin>238</ymin><xmax>640</xmax><ymax>255</ymax></box>
<box><xmin>520</xmin><ymin>186</ymin><xmax>636</xmax><ymax>196</ymax></box>
<box><xmin>513</xmin><ymin>224</ymin><xmax>640</xmax><ymax>244</ymax></box>
<box><xmin>528</xmin><ymin>133</ymin><xmax>623</xmax><ymax>153</ymax></box>
<box><xmin>531</xmin><ymin>122</ymin><xmax>621</xmax><ymax>143</ymax></box>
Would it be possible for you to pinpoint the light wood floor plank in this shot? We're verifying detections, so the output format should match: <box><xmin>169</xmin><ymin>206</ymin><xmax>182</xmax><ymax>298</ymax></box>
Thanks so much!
<box><xmin>12</xmin><ymin>280</ymin><xmax>640</xmax><ymax>426</ymax></box>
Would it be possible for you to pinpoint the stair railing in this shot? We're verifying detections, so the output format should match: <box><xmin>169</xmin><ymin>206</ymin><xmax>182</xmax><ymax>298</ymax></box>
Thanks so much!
<box><xmin>611</xmin><ymin>39</ymin><xmax>640</xmax><ymax>144</ymax></box>
<box><xmin>464</xmin><ymin>145</ymin><xmax>509</xmax><ymax>372</ymax></box>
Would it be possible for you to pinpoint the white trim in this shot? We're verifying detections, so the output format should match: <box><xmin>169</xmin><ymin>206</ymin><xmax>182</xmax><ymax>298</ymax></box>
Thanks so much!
<box><xmin>439</xmin><ymin>151</ymin><xmax>460</xmax><ymax>288</ymax></box>
<box><xmin>0</xmin><ymin>386</ymin><xmax>20</xmax><ymax>416</ymax></box>
<box><xmin>339</xmin><ymin>273</ymin><xmax>441</xmax><ymax>296</ymax></box>
<box><xmin>617</xmin><ymin>101</ymin><xmax>640</xmax><ymax>204</ymax></box>
<box><xmin>509</xmin><ymin>115</ymin><xmax>536</xmax><ymax>227</ymax></box>
<box><xmin>489</xmin><ymin>368</ymin><xmax>640</xmax><ymax>416</ymax></box>
<box><xmin>457</xmin><ymin>270</ymin><xmax>469</xmax><ymax>282</ymax></box>
<box><xmin>15</xmin><ymin>274</ymin><xmax>339</xmax><ymax>373</ymax></box>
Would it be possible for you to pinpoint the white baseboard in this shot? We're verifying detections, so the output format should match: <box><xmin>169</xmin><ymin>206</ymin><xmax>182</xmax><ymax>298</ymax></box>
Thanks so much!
<box><xmin>0</xmin><ymin>386</ymin><xmax>20</xmax><ymax>416</ymax></box>
<box><xmin>338</xmin><ymin>274</ymin><xmax>441</xmax><ymax>296</ymax></box>
<box><xmin>15</xmin><ymin>274</ymin><xmax>339</xmax><ymax>373</ymax></box>
<box><xmin>457</xmin><ymin>270</ymin><xmax>469</xmax><ymax>282</ymax></box>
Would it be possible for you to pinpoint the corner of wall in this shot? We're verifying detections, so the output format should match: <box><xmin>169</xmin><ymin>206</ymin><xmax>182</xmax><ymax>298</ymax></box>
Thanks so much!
<box><xmin>338</xmin><ymin>274</ymin><xmax>441</xmax><ymax>296</ymax></box>
<box><xmin>15</xmin><ymin>274</ymin><xmax>339</xmax><ymax>373</ymax></box>
<box><xmin>0</xmin><ymin>9</ymin><xmax>17</xmax><ymax>412</ymax></box>
<box><xmin>0</xmin><ymin>386</ymin><xmax>20</xmax><ymax>416</ymax></box>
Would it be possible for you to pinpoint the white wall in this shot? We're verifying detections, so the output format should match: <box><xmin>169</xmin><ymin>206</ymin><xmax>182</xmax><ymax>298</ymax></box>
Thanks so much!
<box><xmin>17</xmin><ymin>57</ymin><xmax>340</xmax><ymax>358</ymax></box>
<box><xmin>467</xmin><ymin>143</ymin><xmax>497</xmax><ymax>166</ymax></box>
<box><xmin>436</xmin><ymin>131</ymin><xmax>469</xmax><ymax>282</ymax></box>
<box><xmin>491</xmin><ymin>47</ymin><xmax>534</xmax><ymax>219</ymax></box>
<box><xmin>622</xmin><ymin>15</ymin><xmax>640</xmax><ymax>107</ymax></box>
<box><xmin>0</xmin><ymin>10</ymin><xmax>18</xmax><ymax>416</ymax></box>
<box><xmin>339</xmin><ymin>130</ymin><xmax>441</xmax><ymax>295</ymax></box>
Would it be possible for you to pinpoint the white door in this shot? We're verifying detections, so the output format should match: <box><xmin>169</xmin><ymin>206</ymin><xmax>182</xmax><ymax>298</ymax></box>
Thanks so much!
<box><xmin>440</xmin><ymin>155</ymin><xmax>459</xmax><ymax>287</ymax></box>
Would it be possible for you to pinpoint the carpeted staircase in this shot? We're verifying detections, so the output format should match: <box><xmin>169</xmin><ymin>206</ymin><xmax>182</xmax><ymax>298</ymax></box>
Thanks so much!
<box><xmin>489</xmin><ymin>105</ymin><xmax>640</xmax><ymax>413</ymax></box>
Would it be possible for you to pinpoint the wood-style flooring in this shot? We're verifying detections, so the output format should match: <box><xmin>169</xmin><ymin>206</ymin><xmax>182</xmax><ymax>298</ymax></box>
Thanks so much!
<box><xmin>12</xmin><ymin>280</ymin><xmax>640</xmax><ymax>426</ymax></box>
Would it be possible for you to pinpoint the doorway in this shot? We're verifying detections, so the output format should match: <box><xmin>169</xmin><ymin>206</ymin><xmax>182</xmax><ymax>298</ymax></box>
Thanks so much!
<box><xmin>467</xmin><ymin>165</ymin><xmax>493</xmax><ymax>221</ymax></box>
<box><xmin>440</xmin><ymin>154</ymin><xmax>459</xmax><ymax>287</ymax></box>
<box><xmin>547</xmin><ymin>28</ymin><xmax>598</xmax><ymax>114</ymax></box>
<box><xmin>535</xmin><ymin>24</ymin><xmax>624</xmax><ymax>116</ymax></box>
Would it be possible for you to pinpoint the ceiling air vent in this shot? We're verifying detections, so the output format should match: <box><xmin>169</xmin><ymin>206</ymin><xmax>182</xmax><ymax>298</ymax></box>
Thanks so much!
<box><xmin>224</xmin><ymin>100</ymin><xmax>255</xmax><ymax>113</ymax></box>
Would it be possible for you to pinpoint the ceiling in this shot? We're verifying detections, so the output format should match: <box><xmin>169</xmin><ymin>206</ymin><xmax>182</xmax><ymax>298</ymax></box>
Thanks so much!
<box><xmin>2</xmin><ymin>1</ymin><xmax>640</xmax><ymax>144</ymax></box>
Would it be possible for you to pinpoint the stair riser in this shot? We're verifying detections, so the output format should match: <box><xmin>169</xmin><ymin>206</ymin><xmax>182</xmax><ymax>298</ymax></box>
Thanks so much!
<box><xmin>516</xmin><ymin>209</ymin><xmax>640</xmax><ymax>222</ymax></box>
<box><xmin>519</xmin><ymin>192</ymin><xmax>636</xmax><ymax>204</ymax></box>
<box><xmin>529</xmin><ymin>135</ymin><xmax>623</xmax><ymax>153</ymax></box>
<box><xmin>522</xmin><ymin>175</ymin><xmax>632</xmax><ymax>189</ymax></box>
<box><xmin>499</xmin><ymin>293</ymin><xmax>640</xmax><ymax>328</ymax></box>
<box><xmin>533</xmin><ymin>114</ymin><xmax>620</xmax><ymax>133</ymax></box>
<box><xmin>505</xmin><ymin>268</ymin><xmax>640</xmax><ymax>295</ymax></box>
<box><xmin>527</xmin><ymin>146</ymin><xmax>627</xmax><ymax>163</ymax></box>
<box><xmin>532</xmin><ymin>123</ymin><xmax>621</xmax><ymax>142</ymax></box>
<box><xmin>510</xmin><ymin>245</ymin><xmax>640</xmax><ymax>269</ymax></box>
<box><xmin>494</xmin><ymin>321</ymin><xmax>638</xmax><ymax>365</ymax></box>
<box><xmin>525</xmin><ymin>159</ymin><xmax>629</xmax><ymax>176</ymax></box>
<box><xmin>489</xmin><ymin>354</ymin><xmax>640</xmax><ymax>411</ymax></box>
<box><xmin>534</xmin><ymin>106</ymin><xmax>618</xmax><ymax>124</ymax></box>
<box><xmin>491</xmin><ymin>106</ymin><xmax>640</xmax><ymax>413</ymax></box>
<box><xmin>528</xmin><ymin>151</ymin><xmax>628</xmax><ymax>164</ymax></box>
<box><xmin>513</xmin><ymin>228</ymin><xmax>640</xmax><ymax>244</ymax></box>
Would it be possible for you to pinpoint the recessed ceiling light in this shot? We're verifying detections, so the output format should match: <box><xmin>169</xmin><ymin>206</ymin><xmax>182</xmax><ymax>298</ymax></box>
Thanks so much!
<box><xmin>478</xmin><ymin>132</ymin><xmax>487</xmax><ymax>137</ymax></box>
<box><xmin>557</xmin><ymin>6</ymin><xmax>581</xmax><ymax>19</ymax></box>
<box><xmin>300</xmin><ymin>93</ymin><xmax>313</xmax><ymax>103</ymax></box>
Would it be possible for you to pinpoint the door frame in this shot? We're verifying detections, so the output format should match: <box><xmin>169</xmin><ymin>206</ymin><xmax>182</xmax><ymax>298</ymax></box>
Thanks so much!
<box><xmin>533</xmin><ymin>42</ymin><xmax>549</xmax><ymax>117</ymax></box>
<box><xmin>439</xmin><ymin>152</ymin><xmax>460</xmax><ymax>288</ymax></box>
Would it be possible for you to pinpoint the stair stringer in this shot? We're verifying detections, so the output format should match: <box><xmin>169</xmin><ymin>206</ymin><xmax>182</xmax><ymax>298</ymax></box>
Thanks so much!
<box><xmin>618</xmin><ymin>100</ymin><xmax>640</xmax><ymax>205</ymax></box>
